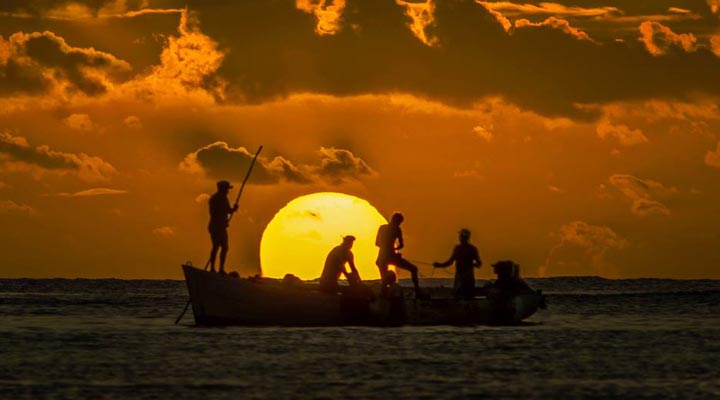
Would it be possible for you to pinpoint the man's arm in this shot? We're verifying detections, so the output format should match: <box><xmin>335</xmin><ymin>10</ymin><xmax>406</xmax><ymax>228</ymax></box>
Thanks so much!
<box><xmin>224</xmin><ymin>197</ymin><xmax>238</xmax><ymax>215</ymax></box>
<box><xmin>434</xmin><ymin>246</ymin><xmax>456</xmax><ymax>267</ymax></box>
<box><xmin>395</xmin><ymin>229</ymin><xmax>404</xmax><ymax>251</ymax></box>
<box><xmin>473</xmin><ymin>247</ymin><xmax>482</xmax><ymax>268</ymax></box>
<box><xmin>342</xmin><ymin>252</ymin><xmax>358</xmax><ymax>277</ymax></box>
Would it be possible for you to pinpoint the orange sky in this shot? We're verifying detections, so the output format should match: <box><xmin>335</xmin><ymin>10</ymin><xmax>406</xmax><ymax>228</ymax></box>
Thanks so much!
<box><xmin>1</xmin><ymin>0</ymin><xmax>720</xmax><ymax>279</ymax></box>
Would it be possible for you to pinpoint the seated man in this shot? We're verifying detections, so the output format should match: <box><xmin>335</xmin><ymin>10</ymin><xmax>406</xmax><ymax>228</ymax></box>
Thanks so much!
<box><xmin>319</xmin><ymin>236</ymin><xmax>359</xmax><ymax>293</ymax></box>
<box><xmin>433</xmin><ymin>229</ymin><xmax>482</xmax><ymax>299</ymax></box>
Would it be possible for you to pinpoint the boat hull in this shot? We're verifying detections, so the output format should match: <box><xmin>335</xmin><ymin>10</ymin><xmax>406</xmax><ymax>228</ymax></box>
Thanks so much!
<box><xmin>182</xmin><ymin>264</ymin><xmax>543</xmax><ymax>326</ymax></box>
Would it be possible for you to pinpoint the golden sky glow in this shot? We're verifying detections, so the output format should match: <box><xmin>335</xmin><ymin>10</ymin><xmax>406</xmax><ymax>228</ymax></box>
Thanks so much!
<box><xmin>1</xmin><ymin>0</ymin><xmax>720</xmax><ymax>279</ymax></box>
<box><xmin>260</xmin><ymin>192</ymin><xmax>388</xmax><ymax>280</ymax></box>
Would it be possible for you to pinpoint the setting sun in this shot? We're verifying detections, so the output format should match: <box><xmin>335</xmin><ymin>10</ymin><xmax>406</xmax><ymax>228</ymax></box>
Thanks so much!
<box><xmin>260</xmin><ymin>192</ymin><xmax>388</xmax><ymax>280</ymax></box>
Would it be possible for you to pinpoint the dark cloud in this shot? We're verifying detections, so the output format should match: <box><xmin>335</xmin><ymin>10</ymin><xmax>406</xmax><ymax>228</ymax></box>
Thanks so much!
<box><xmin>180</xmin><ymin>142</ymin><xmax>374</xmax><ymax>185</ymax></box>
<box><xmin>314</xmin><ymin>146</ymin><xmax>375</xmax><ymax>184</ymax></box>
<box><xmin>0</xmin><ymin>31</ymin><xmax>132</xmax><ymax>96</ymax></box>
<box><xmin>185</xmin><ymin>0</ymin><xmax>720</xmax><ymax>120</ymax></box>
<box><xmin>179</xmin><ymin>142</ymin><xmax>310</xmax><ymax>184</ymax></box>
<box><xmin>0</xmin><ymin>131</ymin><xmax>116</xmax><ymax>182</ymax></box>
<box><xmin>0</xmin><ymin>0</ymin><xmax>185</xmax><ymax>16</ymax></box>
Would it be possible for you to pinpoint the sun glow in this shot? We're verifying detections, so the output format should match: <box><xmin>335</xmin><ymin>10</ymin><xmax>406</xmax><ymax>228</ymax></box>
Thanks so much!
<box><xmin>260</xmin><ymin>192</ymin><xmax>388</xmax><ymax>280</ymax></box>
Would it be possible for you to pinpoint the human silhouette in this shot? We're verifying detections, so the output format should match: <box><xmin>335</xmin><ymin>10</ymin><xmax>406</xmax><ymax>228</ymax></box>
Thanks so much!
<box><xmin>208</xmin><ymin>180</ymin><xmax>238</xmax><ymax>274</ymax></box>
<box><xmin>319</xmin><ymin>236</ymin><xmax>360</xmax><ymax>293</ymax></box>
<box><xmin>375</xmin><ymin>212</ymin><xmax>427</xmax><ymax>299</ymax></box>
<box><xmin>433</xmin><ymin>229</ymin><xmax>482</xmax><ymax>299</ymax></box>
<box><xmin>491</xmin><ymin>260</ymin><xmax>531</xmax><ymax>293</ymax></box>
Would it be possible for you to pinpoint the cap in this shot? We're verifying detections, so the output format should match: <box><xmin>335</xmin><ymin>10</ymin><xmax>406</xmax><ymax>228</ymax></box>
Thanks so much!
<box><xmin>217</xmin><ymin>180</ymin><xmax>233</xmax><ymax>189</ymax></box>
<box><xmin>342</xmin><ymin>235</ymin><xmax>356</xmax><ymax>243</ymax></box>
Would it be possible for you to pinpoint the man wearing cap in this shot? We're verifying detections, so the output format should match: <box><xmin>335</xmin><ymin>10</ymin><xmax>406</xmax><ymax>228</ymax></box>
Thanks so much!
<box><xmin>319</xmin><ymin>236</ymin><xmax>360</xmax><ymax>293</ymax></box>
<box><xmin>208</xmin><ymin>180</ymin><xmax>238</xmax><ymax>274</ymax></box>
<box><xmin>433</xmin><ymin>229</ymin><xmax>482</xmax><ymax>299</ymax></box>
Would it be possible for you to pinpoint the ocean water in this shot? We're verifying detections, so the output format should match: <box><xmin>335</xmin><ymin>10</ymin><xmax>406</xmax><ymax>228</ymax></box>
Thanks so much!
<box><xmin>1</xmin><ymin>277</ymin><xmax>719</xmax><ymax>399</ymax></box>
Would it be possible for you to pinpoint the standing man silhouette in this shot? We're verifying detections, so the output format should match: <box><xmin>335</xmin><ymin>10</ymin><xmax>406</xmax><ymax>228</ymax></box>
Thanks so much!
<box><xmin>208</xmin><ymin>180</ymin><xmax>238</xmax><ymax>274</ymax></box>
<box><xmin>433</xmin><ymin>229</ymin><xmax>482</xmax><ymax>299</ymax></box>
<box><xmin>375</xmin><ymin>212</ymin><xmax>427</xmax><ymax>299</ymax></box>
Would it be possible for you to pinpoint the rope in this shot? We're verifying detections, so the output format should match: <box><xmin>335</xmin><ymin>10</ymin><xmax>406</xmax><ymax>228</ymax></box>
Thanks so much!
<box><xmin>407</xmin><ymin>258</ymin><xmax>455</xmax><ymax>278</ymax></box>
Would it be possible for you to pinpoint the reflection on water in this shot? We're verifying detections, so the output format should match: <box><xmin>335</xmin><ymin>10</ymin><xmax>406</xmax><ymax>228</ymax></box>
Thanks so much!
<box><xmin>1</xmin><ymin>278</ymin><xmax>719</xmax><ymax>399</ymax></box>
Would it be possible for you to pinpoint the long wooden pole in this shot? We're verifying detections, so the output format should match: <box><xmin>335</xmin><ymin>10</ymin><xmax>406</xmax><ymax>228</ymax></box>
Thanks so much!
<box><xmin>228</xmin><ymin>145</ymin><xmax>263</xmax><ymax>222</ymax></box>
<box><xmin>175</xmin><ymin>145</ymin><xmax>263</xmax><ymax>325</ymax></box>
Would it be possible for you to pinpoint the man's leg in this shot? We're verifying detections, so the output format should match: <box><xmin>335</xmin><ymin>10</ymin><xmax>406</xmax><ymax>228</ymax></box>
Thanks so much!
<box><xmin>219</xmin><ymin>245</ymin><xmax>228</xmax><ymax>273</ymax></box>
<box><xmin>209</xmin><ymin>244</ymin><xmax>219</xmax><ymax>272</ymax></box>
<box><xmin>218</xmin><ymin>230</ymin><xmax>229</xmax><ymax>273</ymax></box>
<box><xmin>398</xmin><ymin>259</ymin><xmax>420</xmax><ymax>291</ymax></box>
<box><xmin>397</xmin><ymin>258</ymin><xmax>429</xmax><ymax>298</ymax></box>
<box><xmin>376</xmin><ymin>260</ymin><xmax>390</xmax><ymax>285</ymax></box>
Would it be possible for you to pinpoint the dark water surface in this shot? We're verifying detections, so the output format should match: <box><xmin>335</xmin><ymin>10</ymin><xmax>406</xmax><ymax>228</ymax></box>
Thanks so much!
<box><xmin>1</xmin><ymin>277</ymin><xmax>719</xmax><ymax>399</ymax></box>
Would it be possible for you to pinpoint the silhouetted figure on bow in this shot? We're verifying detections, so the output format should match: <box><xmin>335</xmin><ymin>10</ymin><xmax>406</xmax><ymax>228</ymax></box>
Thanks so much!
<box><xmin>375</xmin><ymin>212</ymin><xmax>427</xmax><ymax>299</ymax></box>
<box><xmin>433</xmin><ymin>229</ymin><xmax>482</xmax><ymax>299</ymax></box>
<box><xmin>319</xmin><ymin>236</ymin><xmax>360</xmax><ymax>293</ymax></box>
<box><xmin>208</xmin><ymin>180</ymin><xmax>238</xmax><ymax>274</ymax></box>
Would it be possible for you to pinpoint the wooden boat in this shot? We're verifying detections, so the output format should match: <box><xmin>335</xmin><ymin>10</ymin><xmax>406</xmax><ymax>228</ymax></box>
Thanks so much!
<box><xmin>181</xmin><ymin>263</ymin><xmax>545</xmax><ymax>326</ymax></box>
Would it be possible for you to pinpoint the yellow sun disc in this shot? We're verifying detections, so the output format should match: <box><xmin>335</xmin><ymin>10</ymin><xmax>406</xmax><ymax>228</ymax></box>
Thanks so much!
<box><xmin>260</xmin><ymin>192</ymin><xmax>388</xmax><ymax>281</ymax></box>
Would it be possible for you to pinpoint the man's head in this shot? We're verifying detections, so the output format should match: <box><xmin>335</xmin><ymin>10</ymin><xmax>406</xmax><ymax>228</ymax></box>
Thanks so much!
<box><xmin>390</xmin><ymin>212</ymin><xmax>404</xmax><ymax>226</ymax></box>
<box><xmin>216</xmin><ymin>180</ymin><xmax>233</xmax><ymax>193</ymax></box>
<box><xmin>459</xmin><ymin>228</ymin><xmax>471</xmax><ymax>243</ymax></box>
<box><xmin>342</xmin><ymin>235</ymin><xmax>356</xmax><ymax>249</ymax></box>
<box><xmin>492</xmin><ymin>260</ymin><xmax>519</xmax><ymax>279</ymax></box>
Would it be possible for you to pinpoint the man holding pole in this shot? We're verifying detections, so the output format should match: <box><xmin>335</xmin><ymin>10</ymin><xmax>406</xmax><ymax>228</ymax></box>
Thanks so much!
<box><xmin>208</xmin><ymin>180</ymin><xmax>238</xmax><ymax>274</ymax></box>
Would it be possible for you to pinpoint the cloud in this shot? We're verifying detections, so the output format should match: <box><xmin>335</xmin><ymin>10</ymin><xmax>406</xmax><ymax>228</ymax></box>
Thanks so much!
<box><xmin>185</xmin><ymin>0</ymin><xmax>720</xmax><ymax>120</ymax></box>
<box><xmin>63</xmin><ymin>114</ymin><xmax>95</xmax><ymax>132</ymax></box>
<box><xmin>0</xmin><ymin>199</ymin><xmax>36</xmax><ymax>215</ymax></box>
<box><xmin>53</xmin><ymin>188</ymin><xmax>128</xmax><ymax>197</ymax></box>
<box><xmin>152</xmin><ymin>226</ymin><xmax>176</xmax><ymax>237</ymax></box>
<box><xmin>710</xmin><ymin>0</ymin><xmax>720</xmax><ymax>14</ymax></box>
<box><xmin>123</xmin><ymin>115</ymin><xmax>142</xmax><ymax>130</ymax></box>
<box><xmin>608</xmin><ymin>174</ymin><xmax>675</xmax><ymax>216</ymax></box>
<box><xmin>195</xmin><ymin>193</ymin><xmax>210</xmax><ymax>203</ymax></box>
<box><xmin>180</xmin><ymin>142</ymin><xmax>375</xmax><ymax>185</ymax></box>
<box><xmin>296</xmin><ymin>0</ymin><xmax>346</xmax><ymax>36</ymax></box>
<box><xmin>0</xmin><ymin>8</ymin><xmax>225</xmax><ymax>109</ymax></box>
<box><xmin>596</xmin><ymin>118</ymin><xmax>649</xmax><ymax>146</ymax></box>
<box><xmin>0</xmin><ymin>0</ymin><xmax>184</xmax><ymax>20</ymax></box>
<box><xmin>711</xmin><ymin>35</ymin><xmax>720</xmax><ymax>57</ymax></box>
<box><xmin>314</xmin><ymin>146</ymin><xmax>375</xmax><ymax>184</ymax></box>
<box><xmin>0</xmin><ymin>30</ymin><xmax>132</xmax><ymax>96</ymax></box>
<box><xmin>179</xmin><ymin>142</ymin><xmax>310</xmax><ymax>184</ymax></box>
<box><xmin>639</xmin><ymin>21</ymin><xmax>698</xmax><ymax>56</ymax></box>
<box><xmin>118</xmin><ymin>9</ymin><xmax>227</xmax><ymax>102</ymax></box>
<box><xmin>396</xmin><ymin>0</ymin><xmax>439</xmax><ymax>46</ymax></box>
<box><xmin>0</xmin><ymin>131</ymin><xmax>116</xmax><ymax>182</ymax></box>
<box><xmin>514</xmin><ymin>17</ymin><xmax>595</xmax><ymax>42</ymax></box>
<box><xmin>705</xmin><ymin>141</ymin><xmax>720</xmax><ymax>168</ymax></box>
<box><xmin>475</xmin><ymin>2</ymin><xmax>621</xmax><ymax>18</ymax></box>
<box><xmin>3</xmin><ymin>1</ymin><xmax>720</xmax><ymax>121</ymax></box>
<box><xmin>540</xmin><ymin>220</ymin><xmax>628</xmax><ymax>277</ymax></box>
<box><xmin>667</xmin><ymin>7</ymin><xmax>692</xmax><ymax>14</ymax></box>
<box><xmin>473</xmin><ymin>125</ymin><xmax>494</xmax><ymax>141</ymax></box>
